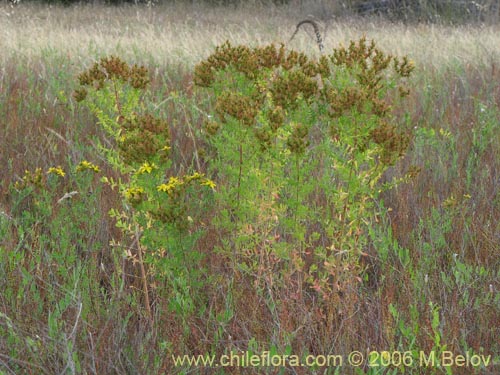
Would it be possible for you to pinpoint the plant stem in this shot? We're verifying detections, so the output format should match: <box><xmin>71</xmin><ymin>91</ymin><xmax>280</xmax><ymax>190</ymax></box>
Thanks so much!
<box><xmin>133</xmin><ymin>227</ymin><xmax>153</xmax><ymax>325</ymax></box>
<box><xmin>112</xmin><ymin>79</ymin><xmax>122</xmax><ymax>119</ymax></box>
<box><xmin>236</xmin><ymin>142</ymin><xmax>243</xmax><ymax>208</ymax></box>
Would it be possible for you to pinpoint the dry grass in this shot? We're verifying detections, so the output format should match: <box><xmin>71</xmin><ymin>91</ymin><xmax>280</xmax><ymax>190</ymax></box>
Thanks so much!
<box><xmin>1</xmin><ymin>2</ymin><xmax>500</xmax><ymax>68</ymax></box>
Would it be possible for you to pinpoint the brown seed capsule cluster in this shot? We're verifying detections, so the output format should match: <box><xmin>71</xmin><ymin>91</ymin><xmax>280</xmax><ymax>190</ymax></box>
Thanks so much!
<box><xmin>253</xmin><ymin>127</ymin><xmax>273</xmax><ymax>151</ymax></box>
<box><xmin>74</xmin><ymin>56</ymin><xmax>149</xmax><ymax>102</ymax></box>
<box><xmin>195</xmin><ymin>41</ymin><xmax>321</xmax><ymax>151</ymax></box>
<box><xmin>317</xmin><ymin>55</ymin><xmax>331</xmax><ymax>78</ymax></box>
<box><xmin>215</xmin><ymin>92</ymin><xmax>259</xmax><ymax>127</ymax></box>
<box><xmin>270</xmin><ymin>69</ymin><xmax>318</xmax><ymax>109</ymax></box>
<box><xmin>255</xmin><ymin>106</ymin><xmax>286</xmax><ymax>151</ymax></box>
<box><xmin>204</xmin><ymin>120</ymin><xmax>220</xmax><ymax>136</ymax></box>
<box><xmin>150</xmin><ymin>202</ymin><xmax>188</xmax><ymax>229</ymax></box>
<box><xmin>287</xmin><ymin>123</ymin><xmax>310</xmax><ymax>155</ymax></box>
<box><xmin>370</xmin><ymin>121</ymin><xmax>410</xmax><ymax>165</ymax></box>
<box><xmin>406</xmin><ymin>165</ymin><xmax>421</xmax><ymax>179</ymax></box>
<box><xmin>394</xmin><ymin>56</ymin><xmax>415</xmax><ymax>78</ymax></box>
<box><xmin>323</xmin><ymin>37</ymin><xmax>413</xmax><ymax>164</ymax></box>
<box><xmin>74</xmin><ymin>56</ymin><xmax>170</xmax><ymax>166</ymax></box>
<box><xmin>331</xmin><ymin>37</ymin><xmax>389</xmax><ymax>72</ymax></box>
<box><xmin>267</xmin><ymin>105</ymin><xmax>285</xmax><ymax>131</ymax></box>
<box><xmin>118</xmin><ymin>113</ymin><xmax>170</xmax><ymax>164</ymax></box>
<box><xmin>324</xmin><ymin>87</ymin><xmax>366</xmax><ymax>117</ymax></box>
<box><xmin>325</xmin><ymin>37</ymin><xmax>412</xmax><ymax>117</ymax></box>
<box><xmin>194</xmin><ymin>43</ymin><xmax>258</xmax><ymax>87</ymax></box>
<box><xmin>194</xmin><ymin>42</ymin><xmax>317</xmax><ymax>88</ymax></box>
<box><xmin>196</xmin><ymin>39</ymin><xmax>414</xmax><ymax>163</ymax></box>
<box><xmin>194</xmin><ymin>41</ymin><xmax>319</xmax><ymax>112</ymax></box>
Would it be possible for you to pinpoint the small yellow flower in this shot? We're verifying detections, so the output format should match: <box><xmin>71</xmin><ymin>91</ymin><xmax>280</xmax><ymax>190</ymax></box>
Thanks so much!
<box><xmin>157</xmin><ymin>184</ymin><xmax>168</xmax><ymax>192</ymax></box>
<box><xmin>439</xmin><ymin>128</ymin><xmax>452</xmax><ymax>138</ymax></box>
<box><xmin>124</xmin><ymin>186</ymin><xmax>145</xmax><ymax>203</ymax></box>
<box><xmin>47</xmin><ymin>166</ymin><xmax>66</xmax><ymax>177</ymax></box>
<box><xmin>157</xmin><ymin>176</ymin><xmax>183</xmax><ymax>194</ymax></box>
<box><xmin>442</xmin><ymin>194</ymin><xmax>457</xmax><ymax>208</ymax></box>
<box><xmin>201</xmin><ymin>179</ymin><xmax>216</xmax><ymax>190</ymax></box>
<box><xmin>76</xmin><ymin>160</ymin><xmax>100</xmax><ymax>173</ymax></box>
<box><xmin>184</xmin><ymin>172</ymin><xmax>205</xmax><ymax>182</ymax></box>
<box><xmin>167</xmin><ymin>176</ymin><xmax>181</xmax><ymax>185</ymax></box>
<box><xmin>16</xmin><ymin>168</ymin><xmax>44</xmax><ymax>189</ymax></box>
<box><xmin>136</xmin><ymin>162</ymin><xmax>157</xmax><ymax>175</ymax></box>
<box><xmin>190</xmin><ymin>172</ymin><xmax>204</xmax><ymax>179</ymax></box>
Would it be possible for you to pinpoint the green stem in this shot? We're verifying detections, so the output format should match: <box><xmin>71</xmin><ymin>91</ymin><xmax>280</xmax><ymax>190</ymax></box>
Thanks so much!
<box><xmin>112</xmin><ymin>79</ymin><xmax>123</xmax><ymax>120</ymax></box>
<box><xmin>236</xmin><ymin>142</ymin><xmax>243</xmax><ymax>209</ymax></box>
<box><xmin>294</xmin><ymin>156</ymin><xmax>300</xmax><ymax>231</ymax></box>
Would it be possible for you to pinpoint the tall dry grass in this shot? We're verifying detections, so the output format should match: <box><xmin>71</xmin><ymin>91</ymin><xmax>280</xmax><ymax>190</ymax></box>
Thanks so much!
<box><xmin>1</xmin><ymin>2</ymin><xmax>500</xmax><ymax>68</ymax></box>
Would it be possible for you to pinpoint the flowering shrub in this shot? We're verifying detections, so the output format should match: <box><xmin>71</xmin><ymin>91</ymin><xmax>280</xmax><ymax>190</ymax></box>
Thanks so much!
<box><xmin>195</xmin><ymin>38</ymin><xmax>415</xmax><ymax>315</ymax></box>
<box><xmin>75</xmin><ymin>56</ymin><xmax>215</xmax><ymax>321</ymax></box>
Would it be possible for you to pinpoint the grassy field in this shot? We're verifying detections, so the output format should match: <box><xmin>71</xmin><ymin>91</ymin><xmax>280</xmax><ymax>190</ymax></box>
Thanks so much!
<box><xmin>0</xmin><ymin>2</ymin><xmax>499</xmax><ymax>375</ymax></box>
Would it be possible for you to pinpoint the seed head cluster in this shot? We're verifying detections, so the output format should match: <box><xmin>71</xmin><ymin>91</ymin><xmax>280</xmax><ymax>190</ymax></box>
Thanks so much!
<box><xmin>270</xmin><ymin>69</ymin><xmax>318</xmax><ymax>109</ymax></box>
<box><xmin>326</xmin><ymin>37</ymin><xmax>413</xmax><ymax>118</ymax></box>
<box><xmin>119</xmin><ymin>113</ymin><xmax>170</xmax><ymax>164</ymax></box>
<box><xmin>195</xmin><ymin>41</ymin><xmax>321</xmax><ymax>152</ymax></box>
<box><xmin>74</xmin><ymin>56</ymin><xmax>169</xmax><ymax>166</ymax></box>
<box><xmin>324</xmin><ymin>37</ymin><xmax>414</xmax><ymax>164</ymax></box>
<box><xmin>370</xmin><ymin>121</ymin><xmax>410</xmax><ymax>165</ymax></box>
<box><xmin>267</xmin><ymin>105</ymin><xmax>285</xmax><ymax>131</ymax></box>
<box><xmin>215</xmin><ymin>92</ymin><xmax>259</xmax><ymax>127</ymax></box>
<box><xmin>195</xmin><ymin>38</ymin><xmax>414</xmax><ymax>165</ymax></box>
<box><xmin>194</xmin><ymin>41</ymin><xmax>319</xmax><ymax>89</ymax></box>
<box><xmin>287</xmin><ymin>122</ymin><xmax>310</xmax><ymax>155</ymax></box>
<box><xmin>74</xmin><ymin>56</ymin><xmax>149</xmax><ymax>102</ymax></box>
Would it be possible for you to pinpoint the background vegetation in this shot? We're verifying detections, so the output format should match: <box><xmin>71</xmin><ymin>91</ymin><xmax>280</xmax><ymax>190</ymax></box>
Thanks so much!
<box><xmin>6</xmin><ymin>0</ymin><xmax>500</xmax><ymax>24</ymax></box>
<box><xmin>0</xmin><ymin>1</ymin><xmax>499</xmax><ymax>374</ymax></box>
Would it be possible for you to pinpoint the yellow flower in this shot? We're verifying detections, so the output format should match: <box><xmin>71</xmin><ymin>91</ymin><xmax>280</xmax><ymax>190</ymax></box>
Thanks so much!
<box><xmin>47</xmin><ymin>166</ymin><xmax>66</xmax><ymax>177</ymax></box>
<box><xmin>442</xmin><ymin>194</ymin><xmax>457</xmax><ymax>208</ymax></box>
<box><xmin>184</xmin><ymin>172</ymin><xmax>205</xmax><ymax>182</ymax></box>
<box><xmin>136</xmin><ymin>162</ymin><xmax>157</xmax><ymax>175</ymax></box>
<box><xmin>15</xmin><ymin>168</ymin><xmax>44</xmax><ymax>189</ymax></box>
<box><xmin>157</xmin><ymin>176</ymin><xmax>183</xmax><ymax>194</ymax></box>
<box><xmin>76</xmin><ymin>160</ymin><xmax>100</xmax><ymax>173</ymax></box>
<box><xmin>167</xmin><ymin>176</ymin><xmax>181</xmax><ymax>185</ymax></box>
<box><xmin>439</xmin><ymin>128</ymin><xmax>452</xmax><ymax>138</ymax></box>
<box><xmin>191</xmin><ymin>172</ymin><xmax>204</xmax><ymax>179</ymax></box>
<box><xmin>124</xmin><ymin>186</ymin><xmax>145</xmax><ymax>203</ymax></box>
<box><xmin>201</xmin><ymin>179</ymin><xmax>216</xmax><ymax>190</ymax></box>
<box><xmin>157</xmin><ymin>184</ymin><xmax>169</xmax><ymax>192</ymax></box>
